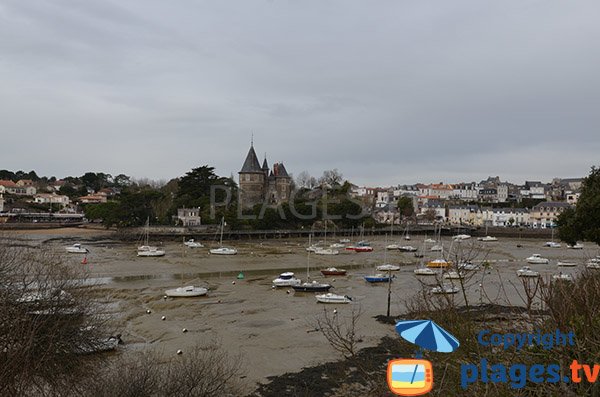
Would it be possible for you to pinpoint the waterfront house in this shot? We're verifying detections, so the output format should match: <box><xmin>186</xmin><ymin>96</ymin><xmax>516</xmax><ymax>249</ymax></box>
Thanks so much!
<box><xmin>530</xmin><ymin>201</ymin><xmax>571</xmax><ymax>228</ymax></box>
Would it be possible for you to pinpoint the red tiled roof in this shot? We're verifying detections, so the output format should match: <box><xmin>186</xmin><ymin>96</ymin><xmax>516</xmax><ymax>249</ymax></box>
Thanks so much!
<box><xmin>0</xmin><ymin>180</ymin><xmax>17</xmax><ymax>187</ymax></box>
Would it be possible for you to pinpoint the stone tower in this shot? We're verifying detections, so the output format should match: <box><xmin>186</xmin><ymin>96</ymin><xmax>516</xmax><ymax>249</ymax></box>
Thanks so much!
<box><xmin>238</xmin><ymin>143</ymin><xmax>266</xmax><ymax>209</ymax></box>
<box><xmin>238</xmin><ymin>143</ymin><xmax>292</xmax><ymax>209</ymax></box>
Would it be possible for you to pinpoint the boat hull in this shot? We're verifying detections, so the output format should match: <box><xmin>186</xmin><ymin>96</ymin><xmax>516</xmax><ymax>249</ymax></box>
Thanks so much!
<box><xmin>210</xmin><ymin>248</ymin><xmax>237</xmax><ymax>255</ymax></box>
<box><xmin>292</xmin><ymin>284</ymin><xmax>332</xmax><ymax>292</ymax></box>
<box><xmin>316</xmin><ymin>293</ymin><xmax>351</xmax><ymax>304</ymax></box>
<box><xmin>364</xmin><ymin>276</ymin><xmax>391</xmax><ymax>283</ymax></box>
<box><xmin>320</xmin><ymin>269</ymin><xmax>347</xmax><ymax>276</ymax></box>
<box><xmin>165</xmin><ymin>286</ymin><xmax>208</xmax><ymax>297</ymax></box>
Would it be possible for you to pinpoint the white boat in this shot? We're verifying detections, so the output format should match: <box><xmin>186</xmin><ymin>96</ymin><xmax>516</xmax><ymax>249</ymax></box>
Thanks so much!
<box><xmin>137</xmin><ymin>247</ymin><xmax>166</xmax><ymax>257</ymax></box>
<box><xmin>430</xmin><ymin>245</ymin><xmax>443</xmax><ymax>252</ymax></box>
<box><xmin>209</xmin><ymin>247</ymin><xmax>238</xmax><ymax>255</ymax></box>
<box><xmin>137</xmin><ymin>218</ymin><xmax>165</xmax><ymax>257</ymax></box>
<box><xmin>453</xmin><ymin>234</ymin><xmax>471</xmax><ymax>240</ymax></box>
<box><xmin>306</xmin><ymin>244</ymin><xmax>321</xmax><ymax>252</ymax></box>
<box><xmin>184</xmin><ymin>239</ymin><xmax>204</xmax><ymax>248</ymax></box>
<box><xmin>458</xmin><ymin>262</ymin><xmax>480</xmax><ymax>271</ymax></box>
<box><xmin>66</xmin><ymin>243</ymin><xmax>89</xmax><ymax>254</ymax></box>
<box><xmin>557</xmin><ymin>261</ymin><xmax>577</xmax><ymax>267</ymax></box>
<box><xmin>339</xmin><ymin>238</ymin><xmax>350</xmax><ymax>244</ymax></box>
<box><xmin>314</xmin><ymin>248</ymin><xmax>339</xmax><ymax>256</ymax></box>
<box><xmin>544</xmin><ymin>241</ymin><xmax>562</xmax><ymax>248</ymax></box>
<box><xmin>424</xmin><ymin>238</ymin><xmax>436</xmax><ymax>244</ymax></box>
<box><xmin>399</xmin><ymin>246</ymin><xmax>418</xmax><ymax>252</ymax></box>
<box><xmin>272</xmin><ymin>272</ymin><xmax>302</xmax><ymax>287</ymax></box>
<box><xmin>526</xmin><ymin>254</ymin><xmax>549</xmax><ymax>264</ymax></box>
<box><xmin>477</xmin><ymin>236</ymin><xmax>498</xmax><ymax>242</ymax></box>
<box><xmin>386</xmin><ymin>243</ymin><xmax>401</xmax><ymax>250</ymax></box>
<box><xmin>414</xmin><ymin>267</ymin><xmax>437</xmax><ymax>276</ymax></box>
<box><xmin>329</xmin><ymin>243</ymin><xmax>345</xmax><ymax>249</ymax></box>
<box><xmin>431</xmin><ymin>285</ymin><xmax>459</xmax><ymax>294</ymax></box>
<box><xmin>165</xmin><ymin>285</ymin><xmax>208</xmax><ymax>297</ymax></box>
<box><xmin>568</xmin><ymin>243</ymin><xmax>584</xmax><ymax>249</ymax></box>
<box><xmin>443</xmin><ymin>271</ymin><xmax>464</xmax><ymax>280</ymax></box>
<box><xmin>587</xmin><ymin>262</ymin><xmax>600</xmax><ymax>269</ymax></box>
<box><xmin>376</xmin><ymin>264</ymin><xmax>400</xmax><ymax>272</ymax></box>
<box><xmin>316</xmin><ymin>293</ymin><xmax>352</xmax><ymax>304</ymax></box>
<box><xmin>552</xmin><ymin>273</ymin><xmax>573</xmax><ymax>282</ymax></box>
<box><xmin>210</xmin><ymin>217</ymin><xmax>237</xmax><ymax>255</ymax></box>
<box><xmin>517</xmin><ymin>266</ymin><xmax>540</xmax><ymax>277</ymax></box>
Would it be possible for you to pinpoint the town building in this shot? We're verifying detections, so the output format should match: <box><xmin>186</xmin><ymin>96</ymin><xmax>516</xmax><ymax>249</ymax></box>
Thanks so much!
<box><xmin>238</xmin><ymin>143</ymin><xmax>292</xmax><ymax>209</ymax></box>
<box><xmin>78</xmin><ymin>194</ymin><xmax>108</xmax><ymax>204</ymax></box>
<box><xmin>175</xmin><ymin>208</ymin><xmax>202</xmax><ymax>226</ymax></box>
<box><xmin>33</xmin><ymin>193</ymin><xmax>70</xmax><ymax>206</ymax></box>
<box><xmin>0</xmin><ymin>180</ymin><xmax>35</xmax><ymax>195</ymax></box>
<box><xmin>530</xmin><ymin>201</ymin><xmax>571</xmax><ymax>228</ymax></box>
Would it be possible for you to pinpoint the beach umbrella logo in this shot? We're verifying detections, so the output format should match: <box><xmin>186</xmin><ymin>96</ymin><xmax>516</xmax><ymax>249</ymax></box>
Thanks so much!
<box><xmin>395</xmin><ymin>319</ymin><xmax>459</xmax><ymax>353</ymax></box>
<box><xmin>387</xmin><ymin>320</ymin><xmax>459</xmax><ymax>396</ymax></box>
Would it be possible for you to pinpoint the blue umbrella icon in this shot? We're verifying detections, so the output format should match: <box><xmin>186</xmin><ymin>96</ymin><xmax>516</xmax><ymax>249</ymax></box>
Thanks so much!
<box><xmin>395</xmin><ymin>320</ymin><xmax>459</xmax><ymax>353</ymax></box>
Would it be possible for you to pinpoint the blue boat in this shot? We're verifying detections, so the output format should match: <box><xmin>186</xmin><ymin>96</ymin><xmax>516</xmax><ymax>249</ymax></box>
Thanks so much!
<box><xmin>364</xmin><ymin>274</ymin><xmax>393</xmax><ymax>283</ymax></box>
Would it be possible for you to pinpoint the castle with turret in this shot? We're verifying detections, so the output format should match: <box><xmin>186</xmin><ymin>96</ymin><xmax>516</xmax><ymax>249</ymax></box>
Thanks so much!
<box><xmin>238</xmin><ymin>143</ymin><xmax>292</xmax><ymax>209</ymax></box>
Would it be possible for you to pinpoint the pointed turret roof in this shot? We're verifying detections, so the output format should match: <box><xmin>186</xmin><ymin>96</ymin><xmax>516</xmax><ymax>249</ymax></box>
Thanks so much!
<box><xmin>240</xmin><ymin>145</ymin><xmax>262</xmax><ymax>173</ymax></box>
<box><xmin>262</xmin><ymin>156</ymin><xmax>269</xmax><ymax>171</ymax></box>
<box><xmin>278</xmin><ymin>163</ymin><xmax>289</xmax><ymax>177</ymax></box>
<box><xmin>273</xmin><ymin>162</ymin><xmax>289</xmax><ymax>178</ymax></box>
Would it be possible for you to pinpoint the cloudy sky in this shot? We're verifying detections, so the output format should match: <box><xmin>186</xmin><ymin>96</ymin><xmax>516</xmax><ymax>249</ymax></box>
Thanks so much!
<box><xmin>1</xmin><ymin>0</ymin><xmax>599</xmax><ymax>186</ymax></box>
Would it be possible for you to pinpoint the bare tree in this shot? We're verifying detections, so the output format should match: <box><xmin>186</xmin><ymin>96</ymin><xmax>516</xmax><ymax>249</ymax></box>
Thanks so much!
<box><xmin>0</xmin><ymin>235</ymin><xmax>112</xmax><ymax>396</ymax></box>
<box><xmin>319</xmin><ymin>169</ymin><xmax>343</xmax><ymax>187</ymax></box>
<box><xmin>314</xmin><ymin>306</ymin><xmax>362</xmax><ymax>358</ymax></box>
<box><xmin>296</xmin><ymin>171</ymin><xmax>318</xmax><ymax>189</ymax></box>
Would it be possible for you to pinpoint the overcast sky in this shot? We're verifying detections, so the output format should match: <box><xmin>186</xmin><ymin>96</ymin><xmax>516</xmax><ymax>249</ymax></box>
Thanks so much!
<box><xmin>1</xmin><ymin>0</ymin><xmax>599</xmax><ymax>186</ymax></box>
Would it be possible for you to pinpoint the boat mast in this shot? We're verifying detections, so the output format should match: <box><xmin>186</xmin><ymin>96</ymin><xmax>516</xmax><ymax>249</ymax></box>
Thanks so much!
<box><xmin>307</xmin><ymin>234</ymin><xmax>311</xmax><ymax>280</ymax></box>
<box><xmin>219</xmin><ymin>216</ymin><xmax>224</xmax><ymax>247</ymax></box>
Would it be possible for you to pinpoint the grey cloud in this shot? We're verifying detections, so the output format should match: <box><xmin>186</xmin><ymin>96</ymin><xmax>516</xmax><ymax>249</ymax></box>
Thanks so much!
<box><xmin>0</xmin><ymin>0</ymin><xmax>598</xmax><ymax>185</ymax></box>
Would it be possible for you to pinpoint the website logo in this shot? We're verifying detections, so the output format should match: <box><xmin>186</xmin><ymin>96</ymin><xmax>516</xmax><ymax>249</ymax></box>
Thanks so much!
<box><xmin>387</xmin><ymin>358</ymin><xmax>433</xmax><ymax>396</ymax></box>
<box><xmin>387</xmin><ymin>320</ymin><xmax>460</xmax><ymax>396</ymax></box>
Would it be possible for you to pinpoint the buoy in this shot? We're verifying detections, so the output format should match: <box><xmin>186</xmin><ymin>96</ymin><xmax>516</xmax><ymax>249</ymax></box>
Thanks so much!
<box><xmin>232</xmin><ymin>281</ymin><xmax>236</xmax><ymax>285</ymax></box>
<box><xmin>333</xmin><ymin>309</ymin><xmax>338</xmax><ymax>315</ymax></box>
<box><xmin>177</xmin><ymin>350</ymin><xmax>183</xmax><ymax>355</ymax></box>
<box><xmin>237</xmin><ymin>272</ymin><xmax>244</xmax><ymax>280</ymax></box>
<box><xmin>146</xmin><ymin>309</ymin><xmax>151</xmax><ymax>314</ymax></box>
<box><xmin>161</xmin><ymin>316</ymin><xmax>166</xmax><ymax>321</ymax></box>
<box><xmin>81</xmin><ymin>256</ymin><xmax>88</xmax><ymax>265</ymax></box>
<box><xmin>332</xmin><ymin>278</ymin><xmax>336</xmax><ymax>282</ymax></box>
<box><xmin>182</xmin><ymin>328</ymin><xmax>188</xmax><ymax>333</ymax></box>
<box><xmin>271</xmin><ymin>285</ymin><xmax>276</xmax><ymax>289</ymax></box>
<box><xmin>286</xmin><ymin>290</ymin><xmax>290</xmax><ymax>294</ymax></box>
<box><xmin>163</xmin><ymin>295</ymin><xmax>168</xmax><ymax>300</ymax></box>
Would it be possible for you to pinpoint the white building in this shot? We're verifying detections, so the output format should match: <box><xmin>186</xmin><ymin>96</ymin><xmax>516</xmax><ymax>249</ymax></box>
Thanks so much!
<box><xmin>33</xmin><ymin>194</ymin><xmax>70</xmax><ymax>206</ymax></box>
<box><xmin>448</xmin><ymin>206</ymin><xmax>479</xmax><ymax>225</ymax></box>
<box><xmin>451</xmin><ymin>183</ymin><xmax>479</xmax><ymax>200</ymax></box>
<box><xmin>175</xmin><ymin>208</ymin><xmax>202</xmax><ymax>226</ymax></box>
<box><xmin>483</xmin><ymin>208</ymin><xmax>530</xmax><ymax>227</ymax></box>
